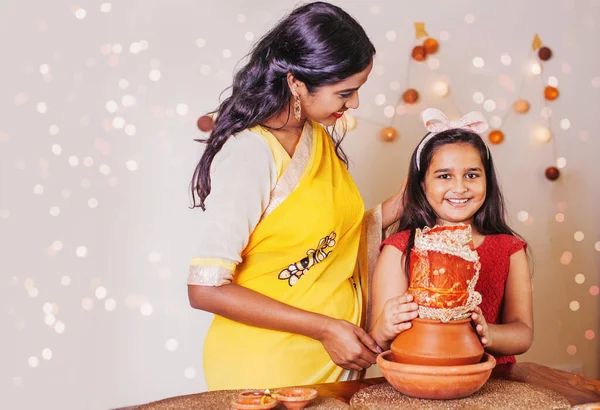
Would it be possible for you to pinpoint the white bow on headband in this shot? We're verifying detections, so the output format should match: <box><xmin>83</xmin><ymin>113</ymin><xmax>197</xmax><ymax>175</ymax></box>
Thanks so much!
<box><xmin>416</xmin><ymin>108</ymin><xmax>490</xmax><ymax>170</ymax></box>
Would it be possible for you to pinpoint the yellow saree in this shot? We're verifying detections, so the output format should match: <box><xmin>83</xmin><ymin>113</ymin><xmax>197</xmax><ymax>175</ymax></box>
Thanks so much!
<box><xmin>203</xmin><ymin>121</ymin><xmax>369</xmax><ymax>390</ymax></box>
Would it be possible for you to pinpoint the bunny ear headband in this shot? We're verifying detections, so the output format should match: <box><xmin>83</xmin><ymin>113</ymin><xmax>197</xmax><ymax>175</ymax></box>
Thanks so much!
<box><xmin>416</xmin><ymin>108</ymin><xmax>490</xmax><ymax>170</ymax></box>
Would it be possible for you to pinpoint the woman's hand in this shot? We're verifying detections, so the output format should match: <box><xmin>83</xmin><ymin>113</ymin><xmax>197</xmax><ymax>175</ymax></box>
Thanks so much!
<box><xmin>371</xmin><ymin>293</ymin><xmax>419</xmax><ymax>348</ymax></box>
<box><xmin>471</xmin><ymin>306</ymin><xmax>492</xmax><ymax>347</ymax></box>
<box><xmin>317</xmin><ymin>318</ymin><xmax>381</xmax><ymax>372</ymax></box>
<box><xmin>382</xmin><ymin>176</ymin><xmax>407</xmax><ymax>229</ymax></box>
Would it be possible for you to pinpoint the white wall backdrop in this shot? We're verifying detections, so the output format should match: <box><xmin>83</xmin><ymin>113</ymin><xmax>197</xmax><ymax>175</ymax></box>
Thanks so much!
<box><xmin>2</xmin><ymin>1</ymin><xmax>599</xmax><ymax>409</ymax></box>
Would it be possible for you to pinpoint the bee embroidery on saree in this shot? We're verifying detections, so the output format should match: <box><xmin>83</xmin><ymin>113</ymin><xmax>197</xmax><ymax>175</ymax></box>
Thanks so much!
<box><xmin>278</xmin><ymin>232</ymin><xmax>337</xmax><ymax>286</ymax></box>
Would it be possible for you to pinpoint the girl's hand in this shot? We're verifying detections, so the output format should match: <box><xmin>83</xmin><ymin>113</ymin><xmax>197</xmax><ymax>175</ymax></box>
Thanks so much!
<box><xmin>471</xmin><ymin>306</ymin><xmax>492</xmax><ymax>347</ymax></box>
<box><xmin>373</xmin><ymin>294</ymin><xmax>419</xmax><ymax>346</ymax></box>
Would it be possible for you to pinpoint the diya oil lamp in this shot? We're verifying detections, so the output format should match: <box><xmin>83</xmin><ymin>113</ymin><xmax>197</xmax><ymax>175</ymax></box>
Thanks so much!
<box><xmin>377</xmin><ymin>224</ymin><xmax>496</xmax><ymax>400</ymax></box>
<box><xmin>231</xmin><ymin>387</ymin><xmax>317</xmax><ymax>410</ymax></box>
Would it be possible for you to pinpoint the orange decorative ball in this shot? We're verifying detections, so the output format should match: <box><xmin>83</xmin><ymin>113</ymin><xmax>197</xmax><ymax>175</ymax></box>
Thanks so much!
<box><xmin>380</xmin><ymin>127</ymin><xmax>399</xmax><ymax>142</ymax></box>
<box><xmin>423</xmin><ymin>38</ymin><xmax>439</xmax><ymax>54</ymax></box>
<box><xmin>402</xmin><ymin>89</ymin><xmax>419</xmax><ymax>104</ymax></box>
<box><xmin>197</xmin><ymin>115</ymin><xmax>214</xmax><ymax>132</ymax></box>
<box><xmin>538</xmin><ymin>46</ymin><xmax>553</xmax><ymax>61</ymax></box>
<box><xmin>488</xmin><ymin>130</ymin><xmax>504</xmax><ymax>144</ymax></box>
<box><xmin>544</xmin><ymin>86</ymin><xmax>559</xmax><ymax>101</ymax></box>
<box><xmin>545</xmin><ymin>166</ymin><xmax>560</xmax><ymax>181</ymax></box>
<box><xmin>411</xmin><ymin>46</ymin><xmax>427</xmax><ymax>62</ymax></box>
<box><xmin>513</xmin><ymin>99</ymin><xmax>530</xmax><ymax>114</ymax></box>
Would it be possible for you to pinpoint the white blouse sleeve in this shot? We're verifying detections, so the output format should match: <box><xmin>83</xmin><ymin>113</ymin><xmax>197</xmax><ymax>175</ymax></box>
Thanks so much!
<box><xmin>188</xmin><ymin>131</ymin><xmax>277</xmax><ymax>286</ymax></box>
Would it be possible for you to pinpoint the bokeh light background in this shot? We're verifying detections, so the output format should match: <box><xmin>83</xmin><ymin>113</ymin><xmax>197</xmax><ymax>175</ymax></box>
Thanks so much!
<box><xmin>1</xmin><ymin>1</ymin><xmax>599</xmax><ymax>409</ymax></box>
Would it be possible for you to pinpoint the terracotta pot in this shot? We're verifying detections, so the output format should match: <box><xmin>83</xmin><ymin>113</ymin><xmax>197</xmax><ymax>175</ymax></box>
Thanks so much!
<box><xmin>391</xmin><ymin>317</ymin><xmax>484</xmax><ymax>366</ymax></box>
<box><xmin>378</xmin><ymin>351</ymin><xmax>496</xmax><ymax>400</ymax></box>
<box><xmin>230</xmin><ymin>395</ymin><xmax>278</xmax><ymax>410</ymax></box>
<box><xmin>274</xmin><ymin>387</ymin><xmax>317</xmax><ymax>410</ymax></box>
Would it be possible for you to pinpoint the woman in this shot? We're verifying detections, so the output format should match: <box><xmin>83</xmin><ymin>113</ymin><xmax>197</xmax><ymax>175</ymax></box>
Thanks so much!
<box><xmin>188</xmin><ymin>1</ymin><xmax>403</xmax><ymax>390</ymax></box>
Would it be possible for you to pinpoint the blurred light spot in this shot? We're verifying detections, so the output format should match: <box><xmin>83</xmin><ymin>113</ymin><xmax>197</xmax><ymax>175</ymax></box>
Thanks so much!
<box><xmin>490</xmin><ymin>116</ymin><xmax>502</xmax><ymax>128</ymax></box>
<box><xmin>52</xmin><ymin>240</ymin><xmax>63</xmax><ymax>251</ymax></box>
<box><xmin>431</xmin><ymin>81</ymin><xmax>449</xmax><ymax>97</ymax></box>
<box><xmin>534</xmin><ymin>126</ymin><xmax>551</xmax><ymax>143</ymax></box>
<box><xmin>28</xmin><ymin>288</ymin><xmax>39</xmax><ymax>298</ymax></box>
<box><xmin>472</xmin><ymin>92</ymin><xmax>484</xmax><ymax>104</ymax></box>
<box><xmin>69</xmin><ymin>156</ymin><xmax>79</xmax><ymax>167</ymax></box>
<box><xmin>45</xmin><ymin>314</ymin><xmax>56</xmax><ymax>326</ymax></box>
<box><xmin>472</xmin><ymin>57</ymin><xmax>484</xmax><ymax>68</ymax></box>
<box><xmin>129</xmin><ymin>42</ymin><xmax>141</xmax><ymax>54</ymax></box>
<box><xmin>575</xmin><ymin>274</ymin><xmax>585</xmax><ymax>284</ymax></box>
<box><xmin>517</xmin><ymin>211</ymin><xmax>528</xmax><ymax>222</ymax></box>
<box><xmin>43</xmin><ymin>303</ymin><xmax>53</xmax><ymax>314</ymax></box>
<box><xmin>28</xmin><ymin>357</ymin><xmax>39</xmax><ymax>368</ymax></box>
<box><xmin>585</xmin><ymin>330</ymin><xmax>595</xmax><ymax>340</ymax></box>
<box><xmin>560</xmin><ymin>251</ymin><xmax>572</xmax><ymax>265</ymax></box>
<box><xmin>95</xmin><ymin>286</ymin><xmax>107</xmax><ymax>300</ymax></box>
<box><xmin>590</xmin><ymin>285</ymin><xmax>600</xmax><ymax>296</ymax></box>
<box><xmin>49</xmin><ymin>125</ymin><xmax>59</xmax><ymax>135</ymax></box>
<box><xmin>386</xmin><ymin>31</ymin><xmax>397</xmax><ymax>41</ymax></box>
<box><xmin>0</xmin><ymin>209</ymin><xmax>10</xmax><ymax>219</ymax></box>
<box><xmin>76</xmin><ymin>246</ymin><xmax>88</xmax><ymax>258</ymax></box>
<box><xmin>440</xmin><ymin>31</ymin><xmax>450</xmax><ymax>41</ymax></box>
<box><xmin>118</xmin><ymin>79</ymin><xmax>129</xmax><ymax>89</ymax></box>
<box><xmin>111</xmin><ymin>44</ymin><xmax>122</xmax><ymax>54</ymax></box>
<box><xmin>185</xmin><ymin>367</ymin><xmax>196</xmax><ymax>379</ymax></box>
<box><xmin>560</xmin><ymin>119</ymin><xmax>571</xmax><ymax>130</ymax></box>
<box><xmin>140</xmin><ymin>303</ymin><xmax>153</xmax><ymax>316</ymax></box>
<box><xmin>569</xmin><ymin>301</ymin><xmax>580</xmax><ymax>311</ymax></box>
<box><xmin>483</xmin><ymin>100</ymin><xmax>496</xmax><ymax>112</ymax></box>
<box><xmin>105</xmin><ymin>298</ymin><xmax>116</xmax><ymax>311</ymax></box>
<box><xmin>54</xmin><ymin>321</ymin><xmax>65</xmax><ymax>334</ymax></box>
<box><xmin>124</xmin><ymin>124</ymin><xmax>136</xmax><ymax>136</ymax></box>
<box><xmin>82</xmin><ymin>297</ymin><xmax>93</xmax><ymax>310</ymax></box>
<box><xmin>556</xmin><ymin>157</ymin><xmax>567</xmax><ymax>169</ymax></box>
<box><xmin>37</xmin><ymin>102</ymin><xmax>47</xmax><ymax>113</ymax></box>
<box><xmin>196</xmin><ymin>38</ymin><xmax>206</xmax><ymax>48</ymax></box>
<box><xmin>245</xmin><ymin>32</ymin><xmax>254</xmax><ymax>41</ymax></box>
<box><xmin>390</xmin><ymin>81</ymin><xmax>400</xmax><ymax>91</ymax></box>
<box><xmin>75</xmin><ymin>8</ymin><xmax>86</xmax><ymax>19</ymax></box>
<box><xmin>374</xmin><ymin>94</ymin><xmax>386</xmax><ymax>106</ymax></box>
<box><xmin>126</xmin><ymin>160</ymin><xmax>138</xmax><ymax>171</ymax></box>
<box><xmin>374</xmin><ymin>65</ymin><xmax>385</xmax><ymax>76</ymax></box>
<box><xmin>83</xmin><ymin>157</ymin><xmax>94</xmax><ymax>167</ymax></box>
<box><xmin>100</xmin><ymin>2</ymin><xmax>112</xmax><ymax>12</ymax></box>
<box><xmin>555</xmin><ymin>213</ymin><xmax>565</xmax><ymax>223</ymax></box>
<box><xmin>384</xmin><ymin>105</ymin><xmax>395</xmax><ymax>118</ymax></box>
<box><xmin>567</xmin><ymin>345</ymin><xmax>577</xmax><ymax>355</ymax></box>
<box><xmin>149</xmin><ymin>69</ymin><xmax>161</xmax><ymax>81</ymax></box>
<box><xmin>42</xmin><ymin>349</ymin><xmax>52</xmax><ymax>360</ymax></box>
<box><xmin>530</xmin><ymin>63</ymin><xmax>542</xmax><ymax>75</ymax></box>
<box><xmin>112</xmin><ymin>116</ymin><xmax>125</xmax><ymax>129</ymax></box>
<box><xmin>122</xmin><ymin>95</ymin><xmax>135</xmax><ymax>107</ymax></box>
<box><xmin>237</xmin><ymin>13</ymin><xmax>246</xmax><ymax>23</ymax></box>
<box><xmin>596</xmin><ymin>241</ymin><xmax>600</xmax><ymax>251</ymax></box>
<box><xmin>40</xmin><ymin>64</ymin><xmax>50</xmax><ymax>75</ymax></box>
<box><xmin>52</xmin><ymin>144</ymin><xmax>62</xmax><ymax>156</ymax></box>
<box><xmin>166</xmin><ymin>338</ymin><xmax>179</xmax><ymax>351</ymax></box>
<box><xmin>548</xmin><ymin>76</ymin><xmax>559</xmax><ymax>87</ymax></box>
<box><xmin>574</xmin><ymin>231</ymin><xmax>584</xmax><ymax>241</ymax></box>
<box><xmin>465</xmin><ymin>14</ymin><xmax>475</xmax><ymax>24</ymax></box>
<box><xmin>99</xmin><ymin>164</ymin><xmax>111</xmax><ymax>175</ymax></box>
<box><xmin>176</xmin><ymin>103</ymin><xmax>188</xmax><ymax>116</ymax></box>
<box><xmin>61</xmin><ymin>275</ymin><xmax>71</xmax><ymax>286</ymax></box>
<box><xmin>33</xmin><ymin>184</ymin><xmax>44</xmax><ymax>195</ymax></box>
<box><xmin>88</xmin><ymin>198</ymin><xmax>98</xmax><ymax>209</ymax></box>
<box><xmin>148</xmin><ymin>252</ymin><xmax>161</xmax><ymax>263</ymax></box>
<box><xmin>200</xmin><ymin>65</ymin><xmax>211</xmax><ymax>75</ymax></box>
<box><xmin>24</xmin><ymin>278</ymin><xmax>35</xmax><ymax>290</ymax></box>
<box><xmin>500</xmin><ymin>54</ymin><xmax>511</xmax><ymax>65</ymax></box>
<box><xmin>222</xmin><ymin>49</ymin><xmax>232</xmax><ymax>59</ymax></box>
<box><xmin>428</xmin><ymin>58</ymin><xmax>440</xmax><ymax>70</ymax></box>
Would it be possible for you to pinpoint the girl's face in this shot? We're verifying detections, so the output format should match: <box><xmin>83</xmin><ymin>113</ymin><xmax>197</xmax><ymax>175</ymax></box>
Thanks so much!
<box><xmin>422</xmin><ymin>142</ymin><xmax>486</xmax><ymax>227</ymax></box>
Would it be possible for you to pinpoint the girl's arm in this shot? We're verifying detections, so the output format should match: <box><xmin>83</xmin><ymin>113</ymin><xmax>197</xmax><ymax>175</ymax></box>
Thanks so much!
<box><xmin>472</xmin><ymin>249</ymin><xmax>534</xmax><ymax>355</ymax></box>
<box><xmin>188</xmin><ymin>284</ymin><xmax>380</xmax><ymax>371</ymax></box>
<box><xmin>368</xmin><ymin>245</ymin><xmax>419</xmax><ymax>350</ymax></box>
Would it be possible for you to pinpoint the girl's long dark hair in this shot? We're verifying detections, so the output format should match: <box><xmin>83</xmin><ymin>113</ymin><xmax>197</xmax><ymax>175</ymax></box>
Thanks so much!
<box><xmin>190</xmin><ymin>2</ymin><xmax>375</xmax><ymax>210</ymax></box>
<box><xmin>396</xmin><ymin>129</ymin><xmax>526</xmax><ymax>274</ymax></box>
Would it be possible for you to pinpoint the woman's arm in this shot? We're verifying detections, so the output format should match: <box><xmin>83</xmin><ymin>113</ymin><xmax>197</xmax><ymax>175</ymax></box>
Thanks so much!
<box><xmin>367</xmin><ymin>245</ymin><xmax>418</xmax><ymax>350</ymax></box>
<box><xmin>472</xmin><ymin>249</ymin><xmax>534</xmax><ymax>355</ymax></box>
<box><xmin>380</xmin><ymin>177</ymin><xmax>406</xmax><ymax>229</ymax></box>
<box><xmin>189</xmin><ymin>284</ymin><xmax>380</xmax><ymax>371</ymax></box>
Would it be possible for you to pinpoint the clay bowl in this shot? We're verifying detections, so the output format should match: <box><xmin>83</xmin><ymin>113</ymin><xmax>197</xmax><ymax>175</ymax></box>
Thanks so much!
<box><xmin>230</xmin><ymin>395</ymin><xmax>278</xmax><ymax>410</ymax></box>
<box><xmin>377</xmin><ymin>350</ymin><xmax>496</xmax><ymax>400</ymax></box>
<box><xmin>273</xmin><ymin>387</ymin><xmax>318</xmax><ymax>410</ymax></box>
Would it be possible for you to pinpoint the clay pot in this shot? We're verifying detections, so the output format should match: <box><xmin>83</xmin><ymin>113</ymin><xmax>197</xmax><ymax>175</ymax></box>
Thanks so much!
<box><xmin>377</xmin><ymin>351</ymin><xmax>496</xmax><ymax>400</ymax></box>
<box><xmin>390</xmin><ymin>317</ymin><xmax>484</xmax><ymax>366</ymax></box>
<box><xmin>274</xmin><ymin>388</ymin><xmax>317</xmax><ymax>410</ymax></box>
<box><xmin>230</xmin><ymin>395</ymin><xmax>278</xmax><ymax>409</ymax></box>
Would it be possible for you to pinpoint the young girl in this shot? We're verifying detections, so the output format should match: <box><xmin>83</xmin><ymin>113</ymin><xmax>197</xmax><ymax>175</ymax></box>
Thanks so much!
<box><xmin>369</xmin><ymin>108</ymin><xmax>533</xmax><ymax>365</ymax></box>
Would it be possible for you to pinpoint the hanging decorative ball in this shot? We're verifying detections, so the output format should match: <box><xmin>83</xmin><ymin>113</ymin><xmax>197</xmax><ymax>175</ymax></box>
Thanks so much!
<box><xmin>513</xmin><ymin>99</ymin><xmax>530</xmax><ymax>114</ymax></box>
<box><xmin>402</xmin><ymin>88</ymin><xmax>419</xmax><ymax>104</ymax></box>
<box><xmin>545</xmin><ymin>166</ymin><xmax>560</xmax><ymax>181</ymax></box>
<box><xmin>488</xmin><ymin>130</ymin><xmax>504</xmax><ymax>144</ymax></box>
<box><xmin>538</xmin><ymin>46</ymin><xmax>553</xmax><ymax>61</ymax></box>
<box><xmin>534</xmin><ymin>126</ymin><xmax>552</xmax><ymax>143</ymax></box>
<box><xmin>431</xmin><ymin>80</ymin><xmax>450</xmax><ymax>97</ymax></box>
<box><xmin>423</xmin><ymin>38</ymin><xmax>439</xmax><ymax>55</ymax></box>
<box><xmin>380</xmin><ymin>127</ymin><xmax>399</xmax><ymax>142</ymax></box>
<box><xmin>544</xmin><ymin>86</ymin><xmax>559</xmax><ymax>101</ymax></box>
<box><xmin>411</xmin><ymin>46</ymin><xmax>427</xmax><ymax>62</ymax></box>
<box><xmin>197</xmin><ymin>115</ymin><xmax>214</xmax><ymax>132</ymax></box>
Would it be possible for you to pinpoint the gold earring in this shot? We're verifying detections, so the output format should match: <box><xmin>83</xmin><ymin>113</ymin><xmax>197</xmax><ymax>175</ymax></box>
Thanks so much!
<box><xmin>294</xmin><ymin>96</ymin><xmax>302</xmax><ymax>122</ymax></box>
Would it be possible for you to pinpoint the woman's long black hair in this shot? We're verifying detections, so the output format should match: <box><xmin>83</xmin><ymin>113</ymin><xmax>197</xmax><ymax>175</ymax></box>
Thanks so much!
<box><xmin>190</xmin><ymin>2</ymin><xmax>375</xmax><ymax>210</ymax></box>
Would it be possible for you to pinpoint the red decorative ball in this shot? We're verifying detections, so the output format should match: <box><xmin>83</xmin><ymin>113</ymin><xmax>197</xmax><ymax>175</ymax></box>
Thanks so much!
<box><xmin>380</xmin><ymin>127</ymin><xmax>399</xmax><ymax>142</ymax></box>
<box><xmin>538</xmin><ymin>46</ymin><xmax>553</xmax><ymax>61</ymax></box>
<box><xmin>488</xmin><ymin>130</ymin><xmax>504</xmax><ymax>145</ymax></box>
<box><xmin>423</xmin><ymin>38</ymin><xmax>439</xmax><ymax>55</ymax></box>
<box><xmin>197</xmin><ymin>115</ymin><xmax>214</xmax><ymax>132</ymax></box>
<box><xmin>402</xmin><ymin>89</ymin><xmax>419</xmax><ymax>104</ymax></box>
<box><xmin>545</xmin><ymin>166</ymin><xmax>560</xmax><ymax>181</ymax></box>
<box><xmin>544</xmin><ymin>86</ymin><xmax>559</xmax><ymax>101</ymax></box>
<box><xmin>411</xmin><ymin>46</ymin><xmax>427</xmax><ymax>62</ymax></box>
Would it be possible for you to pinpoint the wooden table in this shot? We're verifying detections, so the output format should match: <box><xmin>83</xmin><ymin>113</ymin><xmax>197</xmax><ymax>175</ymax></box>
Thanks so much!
<box><xmin>117</xmin><ymin>362</ymin><xmax>600</xmax><ymax>409</ymax></box>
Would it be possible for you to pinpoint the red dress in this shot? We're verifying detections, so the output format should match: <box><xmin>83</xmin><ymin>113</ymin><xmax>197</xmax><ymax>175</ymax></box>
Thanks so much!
<box><xmin>381</xmin><ymin>229</ymin><xmax>527</xmax><ymax>365</ymax></box>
